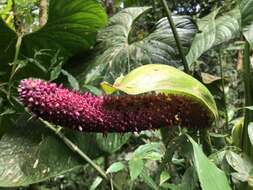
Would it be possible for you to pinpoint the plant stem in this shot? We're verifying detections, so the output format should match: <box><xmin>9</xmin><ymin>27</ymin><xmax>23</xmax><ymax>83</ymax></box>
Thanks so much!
<box><xmin>219</xmin><ymin>51</ymin><xmax>229</xmax><ymax>130</ymax></box>
<box><xmin>242</xmin><ymin>41</ymin><xmax>253</xmax><ymax>158</ymax></box>
<box><xmin>8</xmin><ymin>34</ymin><xmax>23</xmax><ymax>101</ymax></box>
<box><xmin>104</xmin><ymin>155</ymin><xmax>109</xmax><ymax>171</ymax></box>
<box><xmin>41</xmin><ymin>120</ymin><xmax>121</xmax><ymax>190</ymax></box>
<box><xmin>39</xmin><ymin>0</ymin><xmax>48</xmax><ymax>27</ymax></box>
<box><xmin>11</xmin><ymin>34</ymin><xmax>23</xmax><ymax>77</ymax></box>
<box><xmin>160</xmin><ymin>0</ymin><xmax>190</xmax><ymax>74</ymax></box>
<box><xmin>11</xmin><ymin>0</ymin><xmax>22</xmax><ymax>33</ymax></box>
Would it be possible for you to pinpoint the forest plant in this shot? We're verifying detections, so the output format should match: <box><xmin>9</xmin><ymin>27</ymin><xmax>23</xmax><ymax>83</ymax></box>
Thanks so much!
<box><xmin>18</xmin><ymin>64</ymin><xmax>217</xmax><ymax>133</ymax></box>
<box><xmin>1</xmin><ymin>0</ymin><xmax>253</xmax><ymax>189</ymax></box>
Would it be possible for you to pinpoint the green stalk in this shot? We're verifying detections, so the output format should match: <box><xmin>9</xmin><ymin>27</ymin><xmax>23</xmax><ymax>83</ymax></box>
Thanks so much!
<box><xmin>8</xmin><ymin>34</ymin><xmax>23</xmax><ymax>101</ymax></box>
<box><xmin>160</xmin><ymin>0</ymin><xmax>190</xmax><ymax>74</ymax></box>
<box><xmin>219</xmin><ymin>51</ymin><xmax>229</xmax><ymax>130</ymax></box>
<box><xmin>10</xmin><ymin>34</ymin><xmax>23</xmax><ymax>79</ymax></box>
<box><xmin>242</xmin><ymin>41</ymin><xmax>253</xmax><ymax>158</ymax></box>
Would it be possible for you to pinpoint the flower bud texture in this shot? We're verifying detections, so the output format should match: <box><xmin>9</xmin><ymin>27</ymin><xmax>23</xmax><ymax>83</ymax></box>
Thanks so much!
<box><xmin>18</xmin><ymin>79</ymin><xmax>212</xmax><ymax>133</ymax></box>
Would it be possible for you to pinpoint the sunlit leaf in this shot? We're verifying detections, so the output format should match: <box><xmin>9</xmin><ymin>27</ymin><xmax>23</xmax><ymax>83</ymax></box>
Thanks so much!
<box><xmin>89</xmin><ymin>176</ymin><xmax>103</xmax><ymax>190</ymax></box>
<box><xmin>159</xmin><ymin>171</ymin><xmax>170</xmax><ymax>185</ymax></box>
<box><xmin>106</xmin><ymin>162</ymin><xmax>125</xmax><ymax>174</ymax></box>
<box><xmin>109</xmin><ymin>64</ymin><xmax>218</xmax><ymax>122</ymax></box>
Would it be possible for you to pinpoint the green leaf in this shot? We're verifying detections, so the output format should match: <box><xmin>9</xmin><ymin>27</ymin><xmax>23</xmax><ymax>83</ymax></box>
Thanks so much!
<box><xmin>22</xmin><ymin>0</ymin><xmax>107</xmax><ymax>59</ymax></box>
<box><xmin>160</xmin><ymin>171</ymin><xmax>171</xmax><ymax>185</ymax></box>
<box><xmin>188</xmin><ymin>136</ymin><xmax>231</xmax><ymax>190</ymax></box>
<box><xmin>109</xmin><ymin>64</ymin><xmax>218</xmax><ymax>122</ymax></box>
<box><xmin>0</xmin><ymin>0</ymin><xmax>12</xmax><ymax>18</ymax></box>
<box><xmin>180</xmin><ymin>166</ymin><xmax>198</xmax><ymax>190</ymax></box>
<box><xmin>245</xmin><ymin>106</ymin><xmax>253</xmax><ymax>111</ymax></box>
<box><xmin>0</xmin><ymin>108</ymin><xmax>15</xmax><ymax>116</ymax></box>
<box><xmin>89</xmin><ymin>176</ymin><xmax>103</xmax><ymax>190</ymax></box>
<box><xmin>186</xmin><ymin>8</ymin><xmax>240</xmax><ymax>66</ymax></box>
<box><xmin>141</xmin><ymin>169</ymin><xmax>159</xmax><ymax>190</ymax></box>
<box><xmin>82</xmin><ymin>7</ymin><xmax>197</xmax><ymax>85</ymax></box>
<box><xmin>226</xmin><ymin>151</ymin><xmax>253</xmax><ymax>174</ymax></box>
<box><xmin>160</xmin><ymin>183</ymin><xmax>180</xmax><ymax>190</ymax></box>
<box><xmin>83</xmin><ymin>85</ymin><xmax>103</xmax><ymax>96</ymax></box>
<box><xmin>61</xmin><ymin>69</ymin><xmax>80</xmax><ymax>91</ymax></box>
<box><xmin>50</xmin><ymin>62</ymin><xmax>63</xmax><ymax>81</ymax></box>
<box><xmin>0</xmin><ymin>18</ymin><xmax>16</xmax><ymax>72</ymax></box>
<box><xmin>0</xmin><ymin>0</ymin><xmax>107</xmax><ymax>76</ymax></box>
<box><xmin>0</xmin><ymin>115</ymin><xmax>102</xmax><ymax>187</ymax></box>
<box><xmin>133</xmin><ymin>143</ymin><xmax>163</xmax><ymax>161</ymax></box>
<box><xmin>106</xmin><ymin>162</ymin><xmax>125</xmax><ymax>174</ymax></box>
<box><xmin>96</xmin><ymin>133</ymin><xmax>131</xmax><ymax>154</ymax></box>
<box><xmin>129</xmin><ymin>159</ymin><xmax>143</xmax><ymax>181</ymax></box>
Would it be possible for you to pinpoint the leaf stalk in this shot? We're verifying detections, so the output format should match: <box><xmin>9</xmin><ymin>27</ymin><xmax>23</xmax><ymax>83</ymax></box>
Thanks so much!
<box><xmin>160</xmin><ymin>0</ymin><xmax>190</xmax><ymax>74</ymax></box>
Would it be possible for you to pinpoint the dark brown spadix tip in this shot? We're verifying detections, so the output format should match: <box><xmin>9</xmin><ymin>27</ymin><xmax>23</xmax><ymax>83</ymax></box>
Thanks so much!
<box><xmin>18</xmin><ymin>79</ymin><xmax>212</xmax><ymax>133</ymax></box>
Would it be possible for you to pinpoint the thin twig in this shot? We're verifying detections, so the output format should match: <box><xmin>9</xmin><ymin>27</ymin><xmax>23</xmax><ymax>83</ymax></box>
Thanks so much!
<box><xmin>160</xmin><ymin>0</ymin><xmax>190</xmax><ymax>74</ymax></box>
<box><xmin>41</xmin><ymin>120</ymin><xmax>121</xmax><ymax>190</ymax></box>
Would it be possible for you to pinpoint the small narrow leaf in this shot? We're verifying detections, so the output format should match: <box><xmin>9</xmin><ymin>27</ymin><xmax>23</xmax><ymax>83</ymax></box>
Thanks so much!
<box><xmin>160</xmin><ymin>171</ymin><xmax>171</xmax><ymax>185</ymax></box>
<box><xmin>89</xmin><ymin>177</ymin><xmax>103</xmax><ymax>190</ymax></box>
<box><xmin>61</xmin><ymin>69</ymin><xmax>80</xmax><ymax>91</ymax></box>
<box><xmin>50</xmin><ymin>62</ymin><xmax>63</xmax><ymax>81</ymax></box>
<box><xmin>83</xmin><ymin>85</ymin><xmax>102</xmax><ymax>96</ymax></box>
<box><xmin>106</xmin><ymin>162</ymin><xmax>125</xmax><ymax>174</ymax></box>
<box><xmin>133</xmin><ymin>143</ymin><xmax>163</xmax><ymax>161</ymax></box>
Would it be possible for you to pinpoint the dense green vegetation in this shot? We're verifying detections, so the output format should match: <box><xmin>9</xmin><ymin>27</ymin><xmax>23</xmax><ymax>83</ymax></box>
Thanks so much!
<box><xmin>0</xmin><ymin>0</ymin><xmax>253</xmax><ymax>189</ymax></box>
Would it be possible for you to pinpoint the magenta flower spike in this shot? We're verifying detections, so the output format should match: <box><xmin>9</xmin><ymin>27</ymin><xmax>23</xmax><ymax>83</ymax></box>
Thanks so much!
<box><xmin>18</xmin><ymin>79</ymin><xmax>212</xmax><ymax>133</ymax></box>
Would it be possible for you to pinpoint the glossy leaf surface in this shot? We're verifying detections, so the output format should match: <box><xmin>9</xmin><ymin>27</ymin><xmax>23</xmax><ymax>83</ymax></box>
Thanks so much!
<box><xmin>83</xmin><ymin>7</ymin><xmax>197</xmax><ymax>85</ymax></box>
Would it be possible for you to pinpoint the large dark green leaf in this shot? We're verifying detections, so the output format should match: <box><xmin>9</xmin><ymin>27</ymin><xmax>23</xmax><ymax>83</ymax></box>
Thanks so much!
<box><xmin>21</xmin><ymin>0</ymin><xmax>107</xmax><ymax>59</ymax></box>
<box><xmin>186</xmin><ymin>9</ymin><xmax>240</xmax><ymax>66</ymax></box>
<box><xmin>241</xmin><ymin>0</ymin><xmax>253</xmax><ymax>45</ymax></box>
<box><xmin>0</xmin><ymin>19</ymin><xmax>16</xmax><ymax>71</ymax></box>
<box><xmin>186</xmin><ymin>0</ymin><xmax>253</xmax><ymax>65</ymax></box>
<box><xmin>82</xmin><ymin>7</ymin><xmax>197</xmax><ymax>85</ymax></box>
<box><xmin>0</xmin><ymin>115</ymin><xmax>102</xmax><ymax>187</ymax></box>
<box><xmin>0</xmin><ymin>0</ymin><xmax>107</xmax><ymax>76</ymax></box>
